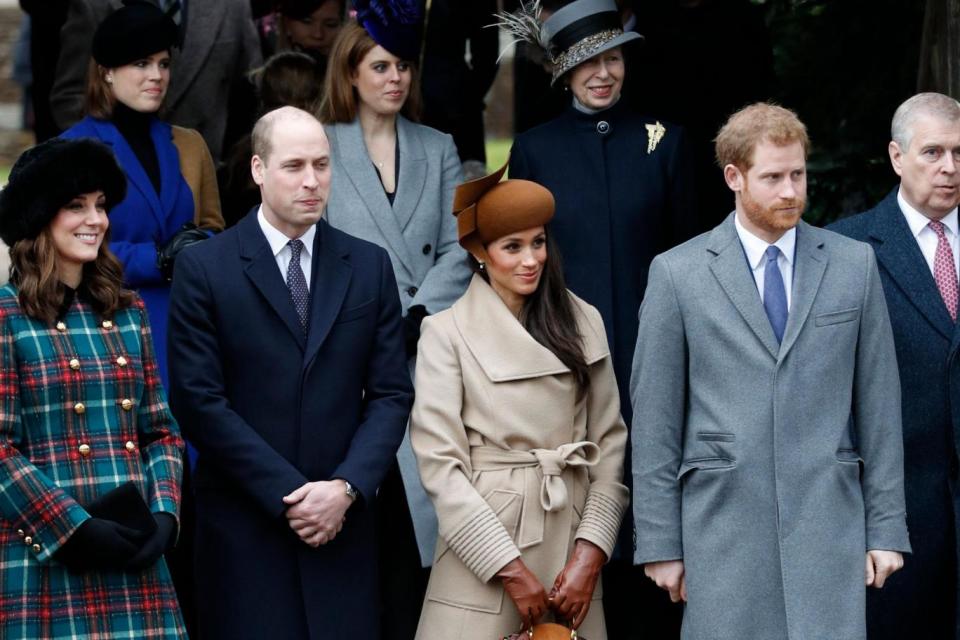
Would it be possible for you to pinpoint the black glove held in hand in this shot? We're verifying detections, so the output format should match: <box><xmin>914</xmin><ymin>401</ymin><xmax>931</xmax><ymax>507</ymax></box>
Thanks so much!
<box><xmin>54</xmin><ymin>517</ymin><xmax>148</xmax><ymax>571</ymax></box>
<box><xmin>157</xmin><ymin>223</ymin><xmax>209</xmax><ymax>281</ymax></box>
<box><xmin>126</xmin><ymin>513</ymin><xmax>176</xmax><ymax>570</ymax></box>
<box><xmin>403</xmin><ymin>304</ymin><xmax>428</xmax><ymax>358</ymax></box>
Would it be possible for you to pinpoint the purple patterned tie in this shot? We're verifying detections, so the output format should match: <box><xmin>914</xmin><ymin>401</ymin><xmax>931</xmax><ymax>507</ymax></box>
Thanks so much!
<box><xmin>929</xmin><ymin>220</ymin><xmax>958</xmax><ymax>322</ymax></box>
<box><xmin>286</xmin><ymin>239</ymin><xmax>310</xmax><ymax>333</ymax></box>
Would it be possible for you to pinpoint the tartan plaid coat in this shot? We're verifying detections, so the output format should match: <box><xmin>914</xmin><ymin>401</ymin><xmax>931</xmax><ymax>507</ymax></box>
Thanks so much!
<box><xmin>0</xmin><ymin>283</ymin><xmax>186</xmax><ymax>639</ymax></box>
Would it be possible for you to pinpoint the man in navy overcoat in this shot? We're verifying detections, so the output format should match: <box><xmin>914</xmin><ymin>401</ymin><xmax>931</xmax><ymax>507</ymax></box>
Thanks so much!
<box><xmin>830</xmin><ymin>92</ymin><xmax>960</xmax><ymax>638</ymax></box>
<box><xmin>167</xmin><ymin>107</ymin><xmax>413</xmax><ymax>639</ymax></box>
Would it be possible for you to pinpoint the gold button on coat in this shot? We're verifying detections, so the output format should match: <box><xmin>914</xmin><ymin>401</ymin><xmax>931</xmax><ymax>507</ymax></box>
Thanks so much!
<box><xmin>121</xmin><ymin>399</ymin><xmax>133</xmax><ymax>411</ymax></box>
<box><xmin>55</xmin><ymin>321</ymin><xmax>66</xmax><ymax>332</ymax></box>
<box><xmin>78</xmin><ymin>444</ymin><xmax>91</xmax><ymax>456</ymax></box>
<box><xmin>23</xmin><ymin>536</ymin><xmax>32</xmax><ymax>545</ymax></box>
<box><xmin>16</xmin><ymin>529</ymin><xmax>24</xmax><ymax>538</ymax></box>
<box><xmin>102</xmin><ymin>320</ymin><xmax>113</xmax><ymax>329</ymax></box>
<box><xmin>73</xmin><ymin>402</ymin><xmax>85</xmax><ymax>415</ymax></box>
<box><xmin>32</xmin><ymin>544</ymin><xmax>40</xmax><ymax>553</ymax></box>
<box><xmin>116</xmin><ymin>356</ymin><xmax>127</xmax><ymax>367</ymax></box>
<box><xmin>69</xmin><ymin>358</ymin><xmax>80</xmax><ymax>370</ymax></box>
<box><xmin>125</xmin><ymin>440</ymin><xmax>136</xmax><ymax>452</ymax></box>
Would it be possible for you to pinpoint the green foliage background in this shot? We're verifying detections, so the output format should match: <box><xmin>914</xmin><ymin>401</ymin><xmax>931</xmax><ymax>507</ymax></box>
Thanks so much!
<box><xmin>759</xmin><ymin>0</ymin><xmax>926</xmax><ymax>224</ymax></box>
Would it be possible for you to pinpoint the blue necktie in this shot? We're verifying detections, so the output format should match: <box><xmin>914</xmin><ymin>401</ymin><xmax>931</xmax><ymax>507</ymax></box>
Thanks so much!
<box><xmin>763</xmin><ymin>245</ymin><xmax>788</xmax><ymax>343</ymax></box>
<box><xmin>286</xmin><ymin>239</ymin><xmax>309</xmax><ymax>333</ymax></box>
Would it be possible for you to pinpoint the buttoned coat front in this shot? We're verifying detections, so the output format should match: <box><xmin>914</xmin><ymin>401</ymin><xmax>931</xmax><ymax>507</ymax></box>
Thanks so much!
<box><xmin>0</xmin><ymin>288</ymin><xmax>185</xmax><ymax>638</ymax></box>
<box><xmin>631</xmin><ymin>216</ymin><xmax>910</xmax><ymax>640</ymax></box>
<box><xmin>324</xmin><ymin>114</ymin><xmax>471</xmax><ymax>563</ymax></box>
<box><xmin>411</xmin><ymin>276</ymin><xmax>629</xmax><ymax>640</ymax></box>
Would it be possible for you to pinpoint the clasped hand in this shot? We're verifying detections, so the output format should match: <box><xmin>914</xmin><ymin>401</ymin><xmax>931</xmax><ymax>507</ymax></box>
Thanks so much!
<box><xmin>282</xmin><ymin>480</ymin><xmax>352</xmax><ymax>547</ymax></box>
<box><xmin>498</xmin><ymin>540</ymin><xmax>607</xmax><ymax>631</ymax></box>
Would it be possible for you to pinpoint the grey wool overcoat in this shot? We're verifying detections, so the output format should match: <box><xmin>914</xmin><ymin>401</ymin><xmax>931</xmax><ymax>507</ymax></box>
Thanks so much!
<box><xmin>631</xmin><ymin>215</ymin><xmax>910</xmax><ymax>640</ymax></box>
<box><xmin>411</xmin><ymin>276</ymin><xmax>629</xmax><ymax>639</ymax></box>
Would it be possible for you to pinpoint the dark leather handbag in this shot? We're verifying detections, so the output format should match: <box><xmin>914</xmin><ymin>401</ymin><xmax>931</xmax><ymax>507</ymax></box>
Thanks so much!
<box><xmin>87</xmin><ymin>481</ymin><xmax>157</xmax><ymax>536</ymax></box>
<box><xmin>502</xmin><ymin>623</ymin><xmax>581</xmax><ymax>640</ymax></box>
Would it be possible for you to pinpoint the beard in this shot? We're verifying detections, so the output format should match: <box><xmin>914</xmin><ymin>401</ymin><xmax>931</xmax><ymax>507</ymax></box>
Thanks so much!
<box><xmin>741</xmin><ymin>181</ymin><xmax>805</xmax><ymax>235</ymax></box>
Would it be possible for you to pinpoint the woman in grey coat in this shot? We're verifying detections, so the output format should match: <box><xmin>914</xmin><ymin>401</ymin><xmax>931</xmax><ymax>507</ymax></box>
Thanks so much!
<box><xmin>317</xmin><ymin>3</ymin><xmax>471</xmax><ymax>638</ymax></box>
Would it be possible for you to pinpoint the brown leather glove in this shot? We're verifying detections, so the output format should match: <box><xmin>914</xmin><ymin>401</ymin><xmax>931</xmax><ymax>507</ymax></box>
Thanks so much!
<box><xmin>497</xmin><ymin>558</ymin><xmax>550</xmax><ymax>630</ymax></box>
<box><xmin>549</xmin><ymin>539</ymin><xmax>607</xmax><ymax>629</ymax></box>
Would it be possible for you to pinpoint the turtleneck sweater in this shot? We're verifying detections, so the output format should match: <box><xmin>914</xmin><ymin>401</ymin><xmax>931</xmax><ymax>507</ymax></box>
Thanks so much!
<box><xmin>111</xmin><ymin>102</ymin><xmax>162</xmax><ymax>194</ymax></box>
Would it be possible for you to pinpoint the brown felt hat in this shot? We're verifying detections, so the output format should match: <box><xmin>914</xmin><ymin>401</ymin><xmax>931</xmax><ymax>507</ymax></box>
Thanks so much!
<box><xmin>453</xmin><ymin>160</ymin><xmax>555</xmax><ymax>262</ymax></box>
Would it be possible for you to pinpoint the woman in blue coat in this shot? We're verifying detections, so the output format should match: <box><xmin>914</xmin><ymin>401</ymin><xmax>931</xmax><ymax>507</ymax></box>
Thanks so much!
<box><xmin>503</xmin><ymin>0</ymin><xmax>698</xmax><ymax>636</ymax></box>
<box><xmin>60</xmin><ymin>2</ymin><xmax>224</xmax><ymax>386</ymax></box>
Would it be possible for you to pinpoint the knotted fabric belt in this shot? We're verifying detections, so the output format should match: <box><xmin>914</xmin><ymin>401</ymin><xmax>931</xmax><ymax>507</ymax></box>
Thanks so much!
<box><xmin>471</xmin><ymin>442</ymin><xmax>600</xmax><ymax>548</ymax></box>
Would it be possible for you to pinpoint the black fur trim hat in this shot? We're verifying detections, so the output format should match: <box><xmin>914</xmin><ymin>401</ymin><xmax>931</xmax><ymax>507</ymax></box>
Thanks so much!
<box><xmin>0</xmin><ymin>138</ymin><xmax>127</xmax><ymax>246</ymax></box>
<box><xmin>92</xmin><ymin>0</ymin><xmax>180</xmax><ymax>68</ymax></box>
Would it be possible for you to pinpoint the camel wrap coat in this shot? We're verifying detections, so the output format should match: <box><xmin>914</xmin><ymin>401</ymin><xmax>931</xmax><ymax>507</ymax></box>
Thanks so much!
<box><xmin>411</xmin><ymin>275</ymin><xmax>629</xmax><ymax>639</ymax></box>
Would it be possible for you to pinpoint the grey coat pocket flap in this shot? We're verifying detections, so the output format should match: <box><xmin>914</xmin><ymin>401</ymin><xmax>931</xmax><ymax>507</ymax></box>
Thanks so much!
<box><xmin>677</xmin><ymin>457</ymin><xmax>736</xmax><ymax>480</ymax></box>
<box><xmin>815</xmin><ymin>307</ymin><xmax>860</xmax><ymax>326</ymax></box>
<box><xmin>696</xmin><ymin>432</ymin><xmax>735</xmax><ymax>442</ymax></box>
<box><xmin>836</xmin><ymin>448</ymin><xmax>863</xmax><ymax>463</ymax></box>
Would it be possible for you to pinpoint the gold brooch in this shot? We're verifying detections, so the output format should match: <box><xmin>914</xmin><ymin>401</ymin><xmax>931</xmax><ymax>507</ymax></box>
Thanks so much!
<box><xmin>646</xmin><ymin>121</ymin><xmax>666</xmax><ymax>154</ymax></box>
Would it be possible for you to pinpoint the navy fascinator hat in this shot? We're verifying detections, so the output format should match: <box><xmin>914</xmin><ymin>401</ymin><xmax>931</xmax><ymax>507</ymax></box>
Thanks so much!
<box><xmin>352</xmin><ymin>0</ymin><xmax>423</xmax><ymax>61</ymax></box>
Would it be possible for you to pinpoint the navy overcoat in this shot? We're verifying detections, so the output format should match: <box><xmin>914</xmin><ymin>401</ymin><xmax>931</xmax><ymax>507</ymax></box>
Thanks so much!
<box><xmin>509</xmin><ymin>101</ymin><xmax>698</xmax><ymax>552</ymax></box>
<box><xmin>830</xmin><ymin>190</ymin><xmax>960</xmax><ymax>638</ymax></box>
<box><xmin>167</xmin><ymin>212</ymin><xmax>413</xmax><ymax>639</ymax></box>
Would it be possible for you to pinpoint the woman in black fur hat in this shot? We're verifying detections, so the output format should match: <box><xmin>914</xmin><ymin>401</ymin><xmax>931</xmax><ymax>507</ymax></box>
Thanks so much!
<box><xmin>60</xmin><ymin>0</ymin><xmax>224</xmax><ymax>388</ymax></box>
<box><xmin>0</xmin><ymin>137</ymin><xmax>186</xmax><ymax>639</ymax></box>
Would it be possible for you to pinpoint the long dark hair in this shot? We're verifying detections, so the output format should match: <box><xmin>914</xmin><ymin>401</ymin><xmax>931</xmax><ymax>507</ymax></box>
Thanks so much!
<box><xmin>10</xmin><ymin>227</ymin><xmax>134</xmax><ymax>324</ymax></box>
<box><xmin>476</xmin><ymin>231</ymin><xmax>591</xmax><ymax>399</ymax></box>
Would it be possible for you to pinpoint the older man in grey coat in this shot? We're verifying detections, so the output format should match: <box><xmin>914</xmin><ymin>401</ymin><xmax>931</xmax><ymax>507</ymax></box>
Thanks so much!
<box><xmin>631</xmin><ymin>103</ymin><xmax>910</xmax><ymax>640</ymax></box>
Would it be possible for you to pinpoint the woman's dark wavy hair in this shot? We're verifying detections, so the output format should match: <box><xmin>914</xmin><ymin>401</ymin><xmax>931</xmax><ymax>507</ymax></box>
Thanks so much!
<box><xmin>10</xmin><ymin>228</ymin><xmax>135</xmax><ymax>324</ymax></box>
<box><xmin>1</xmin><ymin>139</ymin><xmax>135</xmax><ymax>323</ymax></box>
<box><xmin>474</xmin><ymin>229</ymin><xmax>591</xmax><ymax>399</ymax></box>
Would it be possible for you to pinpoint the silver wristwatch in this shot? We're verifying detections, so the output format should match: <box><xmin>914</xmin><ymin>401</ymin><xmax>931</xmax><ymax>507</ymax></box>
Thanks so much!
<box><xmin>343</xmin><ymin>480</ymin><xmax>359</xmax><ymax>502</ymax></box>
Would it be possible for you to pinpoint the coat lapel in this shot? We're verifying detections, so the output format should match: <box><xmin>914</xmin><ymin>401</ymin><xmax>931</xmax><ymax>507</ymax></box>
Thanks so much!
<box><xmin>153</xmin><ymin>120</ymin><xmax>184</xmax><ymax>232</ymax></box>
<box><xmin>164</xmin><ymin>0</ymin><xmax>224</xmax><ymax>111</ymax></box>
<box><xmin>331</xmin><ymin>120</ymin><xmax>414</xmax><ymax>274</ymax></box>
<box><xmin>777</xmin><ymin>221</ymin><xmax>827</xmax><ymax>363</ymax></box>
<box><xmin>707</xmin><ymin>214</ymin><xmax>780</xmax><ymax>360</ymax></box>
<box><xmin>393</xmin><ymin>116</ymin><xmax>427</xmax><ymax>232</ymax></box>
<box><xmin>91</xmin><ymin>119</ymin><xmax>166</xmax><ymax>230</ymax></box>
<box><xmin>238</xmin><ymin>213</ymin><xmax>306</xmax><ymax>349</ymax></box>
<box><xmin>453</xmin><ymin>275</ymin><xmax>609</xmax><ymax>382</ymax></box>
<box><xmin>303</xmin><ymin>221</ymin><xmax>351</xmax><ymax>370</ymax></box>
<box><xmin>869</xmin><ymin>190</ymin><xmax>955</xmax><ymax>342</ymax></box>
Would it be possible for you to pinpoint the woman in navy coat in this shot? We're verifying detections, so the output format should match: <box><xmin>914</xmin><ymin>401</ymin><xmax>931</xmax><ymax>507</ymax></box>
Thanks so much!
<box><xmin>504</xmin><ymin>0</ymin><xmax>698</xmax><ymax>636</ymax></box>
<box><xmin>60</xmin><ymin>2</ymin><xmax>224</xmax><ymax>386</ymax></box>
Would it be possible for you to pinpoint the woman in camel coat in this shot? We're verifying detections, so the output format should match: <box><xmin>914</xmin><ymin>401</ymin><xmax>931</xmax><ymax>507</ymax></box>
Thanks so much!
<box><xmin>411</xmin><ymin>164</ymin><xmax>629</xmax><ymax>639</ymax></box>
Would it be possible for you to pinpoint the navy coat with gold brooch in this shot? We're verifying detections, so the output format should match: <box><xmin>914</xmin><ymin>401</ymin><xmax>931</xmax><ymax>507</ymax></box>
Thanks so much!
<box><xmin>509</xmin><ymin>101</ymin><xmax>698</xmax><ymax>552</ymax></box>
<box><xmin>0</xmin><ymin>285</ymin><xmax>186</xmax><ymax>639</ymax></box>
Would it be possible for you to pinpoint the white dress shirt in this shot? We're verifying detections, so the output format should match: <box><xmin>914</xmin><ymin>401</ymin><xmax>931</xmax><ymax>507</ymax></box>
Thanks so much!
<box><xmin>897</xmin><ymin>190</ymin><xmax>960</xmax><ymax>277</ymax></box>
<box><xmin>257</xmin><ymin>207</ymin><xmax>315</xmax><ymax>290</ymax></box>
<box><xmin>734</xmin><ymin>211</ymin><xmax>796</xmax><ymax>311</ymax></box>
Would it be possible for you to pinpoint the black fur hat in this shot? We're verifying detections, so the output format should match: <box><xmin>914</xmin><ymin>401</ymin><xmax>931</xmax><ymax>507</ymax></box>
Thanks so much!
<box><xmin>0</xmin><ymin>138</ymin><xmax>127</xmax><ymax>246</ymax></box>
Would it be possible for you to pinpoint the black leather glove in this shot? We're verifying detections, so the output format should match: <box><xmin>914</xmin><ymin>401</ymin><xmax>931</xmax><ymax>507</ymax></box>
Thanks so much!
<box><xmin>126</xmin><ymin>513</ymin><xmax>177</xmax><ymax>570</ymax></box>
<box><xmin>403</xmin><ymin>304</ymin><xmax>428</xmax><ymax>358</ymax></box>
<box><xmin>157</xmin><ymin>223</ymin><xmax>210</xmax><ymax>281</ymax></box>
<box><xmin>54</xmin><ymin>517</ymin><xmax>149</xmax><ymax>571</ymax></box>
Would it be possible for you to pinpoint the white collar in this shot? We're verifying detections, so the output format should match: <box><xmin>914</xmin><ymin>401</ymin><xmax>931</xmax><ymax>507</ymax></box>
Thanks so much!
<box><xmin>734</xmin><ymin>211</ymin><xmax>796</xmax><ymax>270</ymax></box>
<box><xmin>257</xmin><ymin>206</ymin><xmax>316</xmax><ymax>258</ymax></box>
<box><xmin>897</xmin><ymin>189</ymin><xmax>959</xmax><ymax>239</ymax></box>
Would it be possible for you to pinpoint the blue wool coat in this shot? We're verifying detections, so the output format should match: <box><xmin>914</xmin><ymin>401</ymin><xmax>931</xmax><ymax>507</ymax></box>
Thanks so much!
<box><xmin>830</xmin><ymin>190</ymin><xmax>960</xmax><ymax>639</ymax></box>
<box><xmin>167</xmin><ymin>214</ymin><xmax>413</xmax><ymax>639</ymax></box>
<box><xmin>61</xmin><ymin>116</ymin><xmax>196</xmax><ymax>385</ymax></box>
<box><xmin>0</xmin><ymin>287</ymin><xmax>185</xmax><ymax>639</ymax></box>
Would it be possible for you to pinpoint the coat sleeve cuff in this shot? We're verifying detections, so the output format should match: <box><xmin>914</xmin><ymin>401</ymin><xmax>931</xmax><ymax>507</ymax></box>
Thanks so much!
<box><xmin>575</xmin><ymin>485</ymin><xmax>628</xmax><ymax>560</ymax></box>
<box><xmin>446</xmin><ymin>506</ymin><xmax>521</xmax><ymax>583</ymax></box>
<box><xmin>866</xmin><ymin>521</ymin><xmax>912</xmax><ymax>554</ymax></box>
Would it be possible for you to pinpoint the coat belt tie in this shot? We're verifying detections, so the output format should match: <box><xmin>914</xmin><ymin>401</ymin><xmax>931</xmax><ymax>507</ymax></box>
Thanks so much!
<box><xmin>470</xmin><ymin>441</ymin><xmax>601</xmax><ymax>548</ymax></box>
